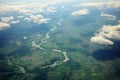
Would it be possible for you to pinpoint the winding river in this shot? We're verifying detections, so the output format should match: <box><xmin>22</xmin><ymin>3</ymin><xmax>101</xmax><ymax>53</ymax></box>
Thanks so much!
<box><xmin>5</xmin><ymin>20</ymin><xmax>69</xmax><ymax>74</ymax></box>
<box><xmin>6</xmin><ymin>56</ymin><xmax>26</xmax><ymax>74</ymax></box>
<box><xmin>32</xmin><ymin>26</ymin><xmax>70</xmax><ymax>68</ymax></box>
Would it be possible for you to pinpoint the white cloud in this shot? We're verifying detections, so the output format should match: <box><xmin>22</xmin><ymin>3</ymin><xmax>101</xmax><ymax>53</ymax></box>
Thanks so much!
<box><xmin>0</xmin><ymin>3</ymin><xmax>52</xmax><ymax>25</ymax></box>
<box><xmin>90</xmin><ymin>24</ymin><xmax>120</xmax><ymax>45</ymax></box>
<box><xmin>0</xmin><ymin>3</ymin><xmax>48</xmax><ymax>15</ymax></box>
<box><xmin>10</xmin><ymin>20</ymin><xmax>20</xmax><ymax>24</ymax></box>
<box><xmin>0</xmin><ymin>22</ymin><xmax>10</xmax><ymax>30</ymax></box>
<box><xmin>100</xmin><ymin>25</ymin><xmax>120</xmax><ymax>40</ymax></box>
<box><xmin>23</xmin><ymin>36</ymin><xmax>27</xmax><ymax>40</ymax></box>
<box><xmin>0</xmin><ymin>3</ymin><xmax>51</xmax><ymax>29</ymax></box>
<box><xmin>19</xmin><ymin>9</ymin><xmax>33</xmax><ymax>15</ymax></box>
<box><xmin>75</xmin><ymin>2</ymin><xmax>104</xmax><ymax>7</ymax></box>
<box><xmin>0</xmin><ymin>16</ymin><xmax>20</xmax><ymax>30</ymax></box>
<box><xmin>24</xmin><ymin>15</ymin><xmax>50</xmax><ymax>24</ymax></box>
<box><xmin>0</xmin><ymin>3</ymin><xmax>51</xmax><ymax>19</ymax></box>
<box><xmin>46</xmin><ymin>7</ymin><xmax>57</xmax><ymax>13</ymax></box>
<box><xmin>100</xmin><ymin>13</ymin><xmax>116</xmax><ymax>20</ymax></box>
<box><xmin>1</xmin><ymin>16</ymin><xmax>20</xmax><ymax>24</ymax></box>
<box><xmin>75</xmin><ymin>1</ymin><xmax>120</xmax><ymax>8</ymax></box>
<box><xmin>91</xmin><ymin>36</ymin><xmax>114</xmax><ymax>45</ymax></box>
<box><xmin>24</xmin><ymin>17</ymin><xmax>31</xmax><ymax>22</ymax></box>
<box><xmin>17</xmin><ymin>16</ymin><xmax>25</xmax><ymax>18</ymax></box>
<box><xmin>0</xmin><ymin>0</ymin><xmax>75</xmax><ymax>4</ymax></box>
<box><xmin>71</xmin><ymin>9</ymin><xmax>89</xmax><ymax>16</ymax></box>
<box><xmin>1</xmin><ymin>16</ymin><xmax>14</xmax><ymax>23</ymax></box>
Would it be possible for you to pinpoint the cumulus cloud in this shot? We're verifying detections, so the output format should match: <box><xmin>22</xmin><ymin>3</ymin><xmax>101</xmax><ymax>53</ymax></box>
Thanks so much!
<box><xmin>0</xmin><ymin>22</ymin><xmax>10</xmax><ymax>30</ymax></box>
<box><xmin>10</xmin><ymin>20</ymin><xmax>20</xmax><ymax>24</ymax></box>
<box><xmin>100</xmin><ymin>13</ymin><xmax>116</xmax><ymax>20</ymax></box>
<box><xmin>90</xmin><ymin>24</ymin><xmax>120</xmax><ymax>45</ymax></box>
<box><xmin>0</xmin><ymin>3</ymin><xmax>48</xmax><ymax>14</ymax></box>
<box><xmin>24</xmin><ymin>15</ymin><xmax>50</xmax><ymax>24</ymax></box>
<box><xmin>91</xmin><ymin>36</ymin><xmax>114</xmax><ymax>45</ymax></box>
<box><xmin>1</xmin><ymin>16</ymin><xmax>20</xmax><ymax>24</ymax></box>
<box><xmin>75</xmin><ymin>1</ymin><xmax>120</xmax><ymax>8</ymax></box>
<box><xmin>1</xmin><ymin>16</ymin><xmax>14</xmax><ymax>23</ymax></box>
<box><xmin>0</xmin><ymin>16</ymin><xmax>20</xmax><ymax>30</ymax></box>
<box><xmin>71</xmin><ymin>9</ymin><xmax>89</xmax><ymax>16</ymax></box>
<box><xmin>17</xmin><ymin>16</ymin><xmax>25</xmax><ymax>18</ymax></box>
<box><xmin>46</xmin><ymin>7</ymin><xmax>57</xmax><ymax>13</ymax></box>
<box><xmin>19</xmin><ymin>9</ymin><xmax>33</xmax><ymax>15</ymax></box>
<box><xmin>24</xmin><ymin>17</ymin><xmax>31</xmax><ymax>22</ymax></box>
<box><xmin>0</xmin><ymin>3</ymin><xmax>51</xmax><ymax>29</ymax></box>
<box><xmin>75</xmin><ymin>2</ymin><xmax>104</xmax><ymax>7</ymax></box>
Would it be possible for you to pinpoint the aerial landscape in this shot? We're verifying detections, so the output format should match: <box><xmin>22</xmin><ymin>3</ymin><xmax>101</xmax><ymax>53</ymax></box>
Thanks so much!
<box><xmin>0</xmin><ymin>0</ymin><xmax>120</xmax><ymax>80</ymax></box>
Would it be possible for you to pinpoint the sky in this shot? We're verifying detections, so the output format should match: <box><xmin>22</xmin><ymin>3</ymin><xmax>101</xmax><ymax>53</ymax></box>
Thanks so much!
<box><xmin>0</xmin><ymin>0</ymin><xmax>73</xmax><ymax>3</ymax></box>
<box><xmin>0</xmin><ymin>0</ymin><xmax>108</xmax><ymax>3</ymax></box>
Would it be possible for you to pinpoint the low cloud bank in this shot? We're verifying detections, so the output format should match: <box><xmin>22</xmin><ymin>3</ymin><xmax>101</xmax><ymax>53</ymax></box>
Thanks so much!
<box><xmin>0</xmin><ymin>22</ymin><xmax>10</xmax><ymax>30</ymax></box>
<box><xmin>0</xmin><ymin>3</ymin><xmax>53</xmax><ymax>30</ymax></box>
<box><xmin>71</xmin><ymin>9</ymin><xmax>89</xmax><ymax>16</ymax></box>
<box><xmin>46</xmin><ymin>7</ymin><xmax>57</xmax><ymax>13</ymax></box>
<box><xmin>24</xmin><ymin>15</ymin><xmax>50</xmax><ymax>24</ymax></box>
<box><xmin>0</xmin><ymin>16</ymin><xmax>19</xmax><ymax>30</ymax></box>
<box><xmin>100</xmin><ymin>13</ymin><xmax>116</xmax><ymax>21</ymax></box>
<box><xmin>75</xmin><ymin>1</ymin><xmax>120</xmax><ymax>8</ymax></box>
<box><xmin>90</xmin><ymin>24</ymin><xmax>120</xmax><ymax>45</ymax></box>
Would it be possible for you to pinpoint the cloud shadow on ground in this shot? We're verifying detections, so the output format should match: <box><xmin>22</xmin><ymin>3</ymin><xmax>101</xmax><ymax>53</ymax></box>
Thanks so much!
<box><xmin>92</xmin><ymin>41</ymin><xmax>120</xmax><ymax>61</ymax></box>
